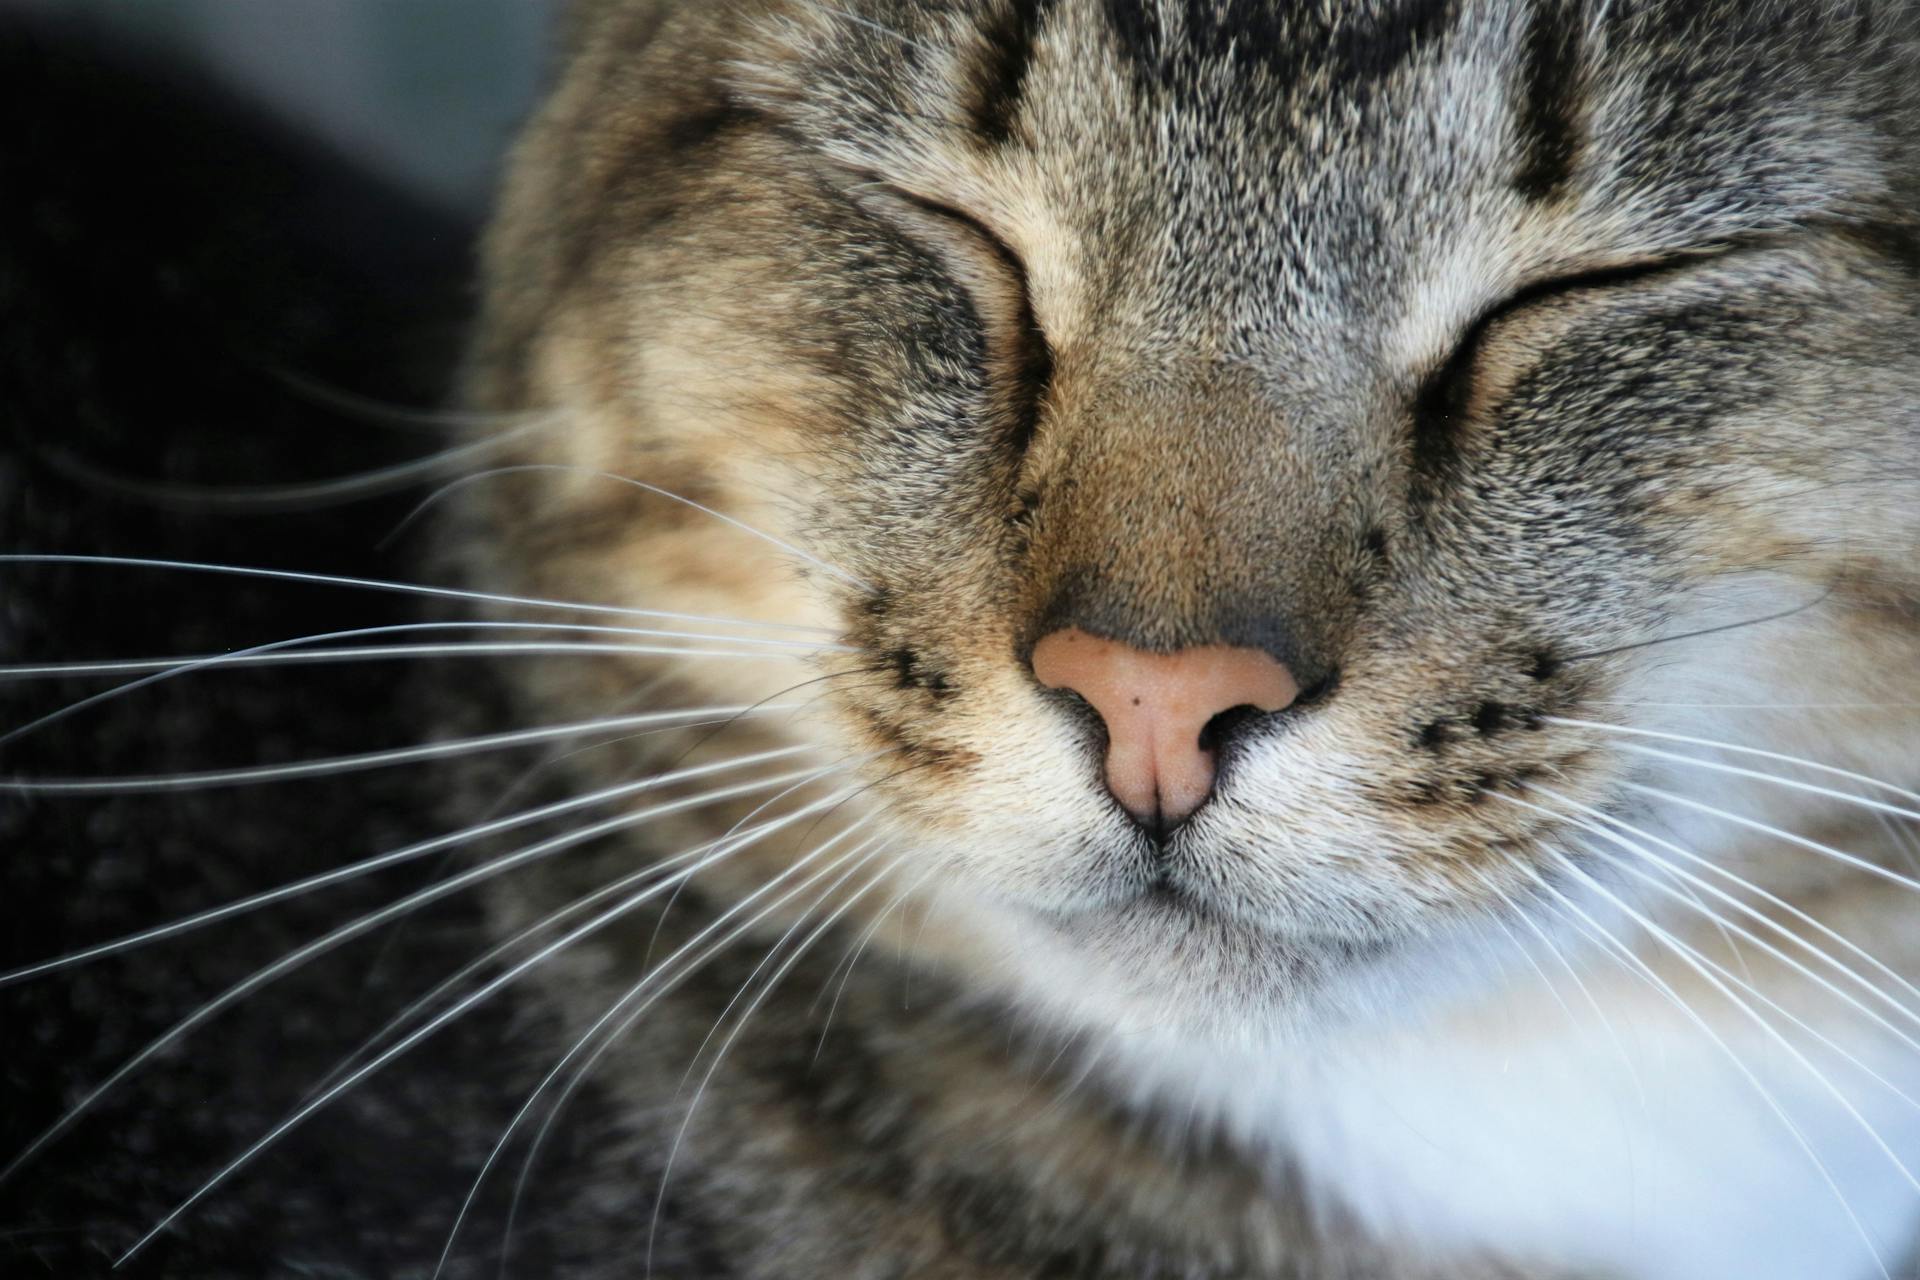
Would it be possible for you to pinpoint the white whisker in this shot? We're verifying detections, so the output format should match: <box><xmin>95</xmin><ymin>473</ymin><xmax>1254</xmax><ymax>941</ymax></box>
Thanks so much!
<box><xmin>460</xmin><ymin>670</ymin><xmax>873</xmax><ymax>830</ymax></box>
<box><xmin>1509</xmin><ymin>792</ymin><xmax>1920</xmax><ymax>1086</ymax></box>
<box><xmin>1466</xmin><ymin>864</ymin><xmax>1646</xmax><ymax>1104</ymax></box>
<box><xmin>42</xmin><ymin>411</ymin><xmax>545</xmax><ymax>510</ymax></box>
<box><xmin>266</xmin><ymin>366</ymin><xmax>552</xmax><ymax>432</ymax></box>
<box><xmin>4</xmin><ymin>764</ymin><xmax>848</xmax><ymax>1186</ymax></box>
<box><xmin>0</xmin><ymin>608</ymin><xmax>834</xmax><ymax>749</ymax></box>
<box><xmin>0</xmin><ymin>555</ymin><xmax>838</xmax><ymax>633</ymax></box>
<box><xmin>1880</xmin><ymin>810</ymin><xmax>1920</xmax><ymax>878</ymax></box>
<box><xmin>635</xmin><ymin>749</ymin><xmax>878</xmax><ymax>970</ymax></box>
<box><xmin>810</xmin><ymin>862</ymin><xmax>939</xmax><ymax>1065</ymax></box>
<box><xmin>1613</xmin><ymin>741</ymin><xmax>1920</xmax><ymax>823</ymax></box>
<box><xmin>0</xmin><ymin>706</ymin><xmax>799</xmax><ymax>794</ymax></box>
<box><xmin>110</xmin><ymin>780</ymin><xmax>866</xmax><ymax>1268</ymax></box>
<box><xmin>0</xmin><ymin>745</ymin><xmax>813</xmax><ymax>987</ymax></box>
<box><xmin>647</xmin><ymin>845</ymin><xmax>908</xmax><ymax>1271</ymax></box>
<box><xmin>674</xmin><ymin>842</ymin><xmax>893</xmax><ymax>1094</ymax></box>
<box><xmin>1528</xmin><ymin>874</ymin><xmax>1890</xmax><ymax>1279</ymax></box>
<box><xmin>1527</xmin><ymin>786</ymin><xmax>1920</xmax><ymax>1019</ymax></box>
<box><xmin>345</xmin><ymin>806</ymin><xmax>878</xmax><ymax>1111</ymax></box>
<box><xmin>394</xmin><ymin>465</ymin><xmax>872</xmax><ymax>593</ymax></box>
<box><xmin>0</xmin><ymin>624</ymin><xmax>846</xmax><ymax>681</ymax></box>
<box><xmin>434</xmin><ymin>823</ymin><xmax>887</xmax><ymax>1276</ymax></box>
<box><xmin>1544</xmin><ymin>851</ymin><xmax>1920</xmax><ymax>1205</ymax></box>
<box><xmin>1472</xmin><ymin>894</ymin><xmax>1592</xmax><ymax>1032</ymax></box>
<box><xmin>306</xmin><ymin>818</ymin><xmax>779</xmax><ymax>1100</ymax></box>
<box><xmin>1550</xmin><ymin>717</ymin><xmax>1920</xmax><ymax>808</ymax></box>
<box><xmin>1588</xmin><ymin>701</ymin><xmax>1920</xmax><ymax>711</ymax></box>
<box><xmin>1583</xmin><ymin>846</ymin><xmax>1920</xmax><ymax>1117</ymax></box>
<box><xmin>0</xmin><ymin>642</ymin><xmax>843</xmax><ymax>679</ymax></box>
<box><xmin>1630</xmin><ymin>782</ymin><xmax>1920</xmax><ymax>896</ymax></box>
<box><xmin>432</xmin><ymin>821</ymin><xmax>879</xmax><ymax>1274</ymax></box>
<box><xmin>788</xmin><ymin>2</ymin><xmax>939</xmax><ymax>54</ymax></box>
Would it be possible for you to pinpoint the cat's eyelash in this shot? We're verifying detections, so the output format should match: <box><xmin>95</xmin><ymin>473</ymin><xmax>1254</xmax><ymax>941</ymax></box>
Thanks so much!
<box><xmin>870</xmin><ymin>184</ymin><xmax>1055</xmax><ymax>457</ymax></box>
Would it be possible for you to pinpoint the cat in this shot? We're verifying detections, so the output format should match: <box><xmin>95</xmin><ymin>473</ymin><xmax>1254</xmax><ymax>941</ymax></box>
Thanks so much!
<box><xmin>7</xmin><ymin>1</ymin><xmax>1920</xmax><ymax>1277</ymax></box>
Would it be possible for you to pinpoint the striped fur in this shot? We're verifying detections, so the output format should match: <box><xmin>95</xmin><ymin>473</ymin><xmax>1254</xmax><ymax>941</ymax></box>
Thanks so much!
<box><xmin>461</xmin><ymin>2</ymin><xmax>1920</xmax><ymax>1275</ymax></box>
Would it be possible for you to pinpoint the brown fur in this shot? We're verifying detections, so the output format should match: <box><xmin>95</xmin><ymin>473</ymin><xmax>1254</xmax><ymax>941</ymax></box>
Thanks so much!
<box><xmin>455</xmin><ymin>2</ymin><xmax>1920</xmax><ymax>1275</ymax></box>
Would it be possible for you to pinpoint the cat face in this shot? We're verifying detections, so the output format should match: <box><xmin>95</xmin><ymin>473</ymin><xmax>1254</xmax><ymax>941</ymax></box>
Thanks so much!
<box><xmin>469</xmin><ymin>0</ymin><xmax>1920</xmax><ymax>1044</ymax></box>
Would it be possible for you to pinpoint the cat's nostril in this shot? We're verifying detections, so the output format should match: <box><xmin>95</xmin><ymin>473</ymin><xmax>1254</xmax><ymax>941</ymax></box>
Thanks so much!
<box><xmin>1030</xmin><ymin>628</ymin><xmax>1299</xmax><ymax>831</ymax></box>
<box><xmin>1196</xmin><ymin>704</ymin><xmax>1266</xmax><ymax>755</ymax></box>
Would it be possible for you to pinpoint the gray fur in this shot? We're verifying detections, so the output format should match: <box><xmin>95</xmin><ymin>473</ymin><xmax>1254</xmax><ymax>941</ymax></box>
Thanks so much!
<box><xmin>450</xmin><ymin>1</ymin><xmax>1920</xmax><ymax>1274</ymax></box>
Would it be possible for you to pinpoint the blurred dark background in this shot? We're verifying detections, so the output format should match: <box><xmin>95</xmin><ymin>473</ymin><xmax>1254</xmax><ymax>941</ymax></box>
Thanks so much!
<box><xmin>0</xmin><ymin>6</ymin><xmax>643</xmax><ymax>1275</ymax></box>
<box><xmin>5</xmin><ymin>0</ymin><xmax>558</xmax><ymax>215</ymax></box>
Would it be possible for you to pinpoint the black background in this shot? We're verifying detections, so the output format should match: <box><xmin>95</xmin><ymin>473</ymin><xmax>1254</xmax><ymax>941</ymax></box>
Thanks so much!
<box><xmin>0</xmin><ymin>14</ymin><xmax>621</xmax><ymax>1275</ymax></box>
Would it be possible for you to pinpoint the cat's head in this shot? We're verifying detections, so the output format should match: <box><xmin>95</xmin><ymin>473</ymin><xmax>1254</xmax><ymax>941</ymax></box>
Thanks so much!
<box><xmin>467</xmin><ymin>0</ymin><xmax>1920</xmax><ymax>1047</ymax></box>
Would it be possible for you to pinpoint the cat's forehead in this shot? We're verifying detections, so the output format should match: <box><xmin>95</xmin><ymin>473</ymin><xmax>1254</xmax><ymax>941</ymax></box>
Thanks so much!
<box><xmin>745</xmin><ymin>0</ymin><xmax>1890</xmax><ymax>294</ymax></box>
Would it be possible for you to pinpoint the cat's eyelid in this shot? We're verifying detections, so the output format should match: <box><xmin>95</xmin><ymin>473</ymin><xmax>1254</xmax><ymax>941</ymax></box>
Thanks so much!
<box><xmin>1437</xmin><ymin>242</ymin><xmax>1746</xmax><ymax>378</ymax></box>
<box><xmin>1503</xmin><ymin>230</ymin><xmax>1810</xmax><ymax>314</ymax></box>
<box><xmin>863</xmin><ymin>179</ymin><xmax>1016</xmax><ymax>260</ymax></box>
<box><xmin>839</xmin><ymin>171</ymin><xmax>1053</xmax><ymax>457</ymax></box>
<box><xmin>847</xmin><ymin>176</ymin><xmax>1035</xmax><ymax>324</ymax></box>
<box><xmin>1411</xmin><ymin>244</ymin><xmax>1743</xmax><ymax>446</ymax></box>
<box><xmin>1504</xmin><ymin>243</ymin><xmax>1737</xmax><ymax>311</ymax></box>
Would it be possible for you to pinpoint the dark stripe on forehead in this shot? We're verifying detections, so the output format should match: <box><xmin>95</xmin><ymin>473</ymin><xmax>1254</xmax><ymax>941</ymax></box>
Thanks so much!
<box><xmin>1102</xmin><ymin>0</ymin><xmax>1458</xmax><ymax>99</ymax></box>
<box><xmin>1102</xmin><ymin>0</ymin><xmax>1164</xmax><ymax>73</ymax></box>
<box><xmin>1331</xmin><ymin>0</ymin><xmax>1458</xmax><ymax>90</ymax></box>
<box><xmin>971</xmin><ymin>0</ymin><xmax>1060</xmax><ymax>146</ymax></box>
<box><xmin>1512</xmin><ymin>0</ymin><xmax>1585</xmax><ymax>200</ymax></box>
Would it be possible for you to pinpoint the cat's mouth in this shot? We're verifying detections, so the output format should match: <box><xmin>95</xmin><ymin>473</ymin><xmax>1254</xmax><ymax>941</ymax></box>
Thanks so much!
<box><xmin>1026</xmin><ymin>885</ymin><xmax>1264</xmax><ymax>971</ymax></box>
<box><xmin>1123</xmin><ymin>869</ymin><xmax>1213</xmax><ymax>918</ymax></box>
<box><xmin>1029</xmin><ymin>845</ymin><xmax>1276</xmax><ymax>932</ymax></box>
<box><xmin>1007</xmin><ymin>860</ymin><xmax>1414</xmax><ymax>1037</ymax></box>
<box><xmin>984</xmin><ymin>794</ymin><xmax>1565</xmax><ymax>959</ymax></box>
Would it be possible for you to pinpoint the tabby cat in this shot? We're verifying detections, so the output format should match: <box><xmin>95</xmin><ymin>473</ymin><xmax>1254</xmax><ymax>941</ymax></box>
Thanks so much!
<box><xmin>10</xmin><ymin>1</ymin><xmax>1920</xmax><ymax>1277</ymax></box>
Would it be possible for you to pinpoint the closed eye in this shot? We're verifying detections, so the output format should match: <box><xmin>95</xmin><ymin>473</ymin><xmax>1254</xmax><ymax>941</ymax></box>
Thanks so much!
<box><xmin>873</xmin><ymin>185</ymin><xmax>1054</xmax><ymax>458</ymax></box>
<box><xmin>1411</xmin><ymin>252</ymin><xmax>1725</xmax><ymax>455</ymax></box>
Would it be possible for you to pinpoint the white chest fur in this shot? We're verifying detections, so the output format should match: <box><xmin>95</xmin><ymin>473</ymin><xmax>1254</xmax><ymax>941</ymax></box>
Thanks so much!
<box><xmin>1118</xmin><ymin>949</ymin><xmax>1920</xmax><ymax>1280</ymax></box>
<box><xmin>1273</xmin><ymin>1003</ymin><xmax>1920</xmax><ymax>1279</ymax></box>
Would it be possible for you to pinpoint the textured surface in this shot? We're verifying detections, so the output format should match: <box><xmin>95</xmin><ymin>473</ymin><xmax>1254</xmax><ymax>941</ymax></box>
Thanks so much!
<box><xmin>8</xmin><ymin>5</ymin><xmax>1920</xmax><ymax>1277</ymax></box>
<box><xmin>0</xmin><ymin>19</ymin><xmax>623</xmax><ymax>1276</ymax></box>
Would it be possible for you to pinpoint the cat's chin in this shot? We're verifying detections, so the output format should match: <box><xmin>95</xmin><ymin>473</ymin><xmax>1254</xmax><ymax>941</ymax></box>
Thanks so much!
<box><xmin>931</xmin><ymin>877</ymin><xmax>1423</xmax><ymax>1049</ymax></box>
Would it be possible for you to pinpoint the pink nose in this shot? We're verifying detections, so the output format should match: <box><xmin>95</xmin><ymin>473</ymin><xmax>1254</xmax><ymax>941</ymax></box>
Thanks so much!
<box><xmin>1031</xmin><ymin>627</ymin><xmax>1300</xmax><ymax>828</ymax></box>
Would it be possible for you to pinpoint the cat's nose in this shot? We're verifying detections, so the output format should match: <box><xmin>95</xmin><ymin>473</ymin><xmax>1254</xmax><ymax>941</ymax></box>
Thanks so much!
<box><xmin>1030</xmin><ymin>627</ymin><xmax>1300</xmax><ymax>831</ymax></box>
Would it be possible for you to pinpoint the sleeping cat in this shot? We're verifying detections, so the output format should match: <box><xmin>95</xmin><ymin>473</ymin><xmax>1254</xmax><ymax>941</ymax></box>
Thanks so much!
<box><xmin>8</xmin><ymin>0</ymin><xmax>1920</xmax><ymax>1276</ymax></box>
<box><xmin>457</xmin><ymin>0</ymin><xmax>1920</xmax><ymax>1274</ymax></box>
